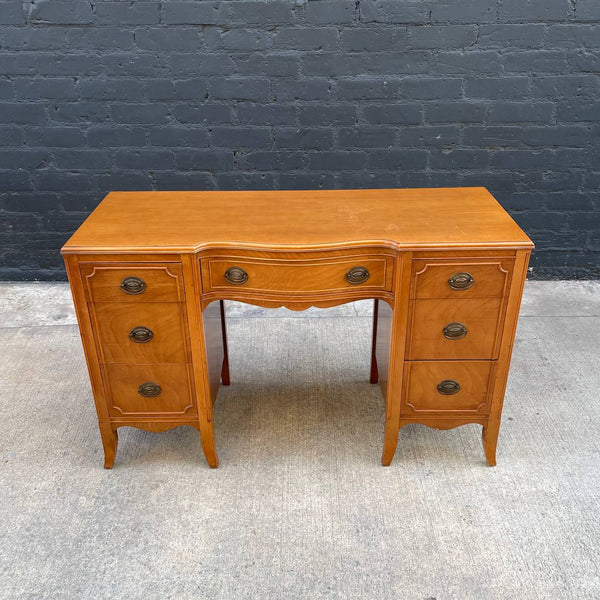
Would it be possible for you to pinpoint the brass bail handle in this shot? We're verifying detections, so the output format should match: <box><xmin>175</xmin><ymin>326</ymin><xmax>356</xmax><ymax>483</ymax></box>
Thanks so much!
<box><xmin>138</xmin><ymin>382</ymin><xmax>162</xmax><ymax>398</ymax></box>
<box><xmin>121</xmin><ymin>276</ymin><xmax>146</xmax><ymax>295</ymax></box>
<box><xmin>346</xmin><ymin>266</ymin><xmax>370</xmax><ymax>285</ymax></box>
<box><xmin>224</xmin><ymin>266</ymin><xmax>249</xmax><ymax>285</ymax></box>
<box><xmin>448</xmin><ymin>272</ymin><xmax>474</xmax><ymax>290</ymax></box>
<box><xmin>437</xmin><ymin>380</ymin><xmax>461</xmax><ymax>395</ymax></box>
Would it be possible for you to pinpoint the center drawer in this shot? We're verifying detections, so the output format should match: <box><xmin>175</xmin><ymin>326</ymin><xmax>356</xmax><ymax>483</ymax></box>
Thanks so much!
<box><xmin>200</xmin><ymin>253</ymin><xmax>394</xmax><ymax>295</ymax></box>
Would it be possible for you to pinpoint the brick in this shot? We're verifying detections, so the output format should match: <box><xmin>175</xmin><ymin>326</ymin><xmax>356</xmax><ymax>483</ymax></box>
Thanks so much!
<box><xmin>426</xmin><ymin>102</ymin><xmax>487</xmax><ymax>123</ymax></box>
<box><xmin>0</xmin><ymin>102</ymin><xmax>45</xmax><ymax>124</ymax></box>
<box><xmin>67</xmin><ymin>28</ymin><xmax>135</xmax><ymax>50</ymax></box>
<box><xmin>335</xmin><ymin>80</ymin><xmax>398</xmax><ymax>100</ymax></box>
<box><xmin>275</xmin><ymin>28</ymin><xmax>338</xmax><ymax>51</ymax></box>
<box><xmin>0</xmin><ymin>170</ymin><xmax>32</xmax><ymax>191</ymax></box>
<box><xmin>0</xmin><ymin>127</ymin><xmax>23</xmax><ymax>146</ymax></box>
<box><xmin>435</xmin><ymin>51</ymin><xmax>502</xmax><ymax>74</ymax></box>
<box><xmin>101</xmin><ymin>53</ymin><xmax>170</xmax><ymax>77</ymax></box>
<box><xmin>95</xmin><ymin>171</ymin><xmax>153</xmax><ymax>191</ymax></box>
<box><xmin>337</xmin><ymin>172</ymin><xmax>399</xmax><ymax>188</ymax></box>
<box><xmin>305</xmin><ymin>1</ymin><xmax>355</xmax><ymax>24</ymax></box>
<box><xmin>367</xmin><ymin>150</ymin><xmax>428</xmax><ymax>170</ymax></box>
<box><xmin>163</xmin><ymin>2</ymin><xmax>230</xmax><ymax>24</ymax></box>
<box><xmin>148</xmin><ymin>127</ymin><xmax>209</xmax><ymax>147</ymax></box>
<box><xmin>531</xmin><ymin>76</ymin><xmax>599</xmax><ymax>98</ymax></box>
<box><xmin>171</xmin><ymin>53</ymin><xmax>236</xmax><ymax>76</ymax></box>
<box><xmin>173</xmin><ymin>79</ymin><xmax>209</xmax><ymax>100</ymax></box>
<box><xmin>576</xmin><ymin>0</ymin><xmax>600</xmax><ymax>20</ymax></box>
<box><xmin>0</xmin><ymin>79</ymin><xmax>14</xmax><ymax>99</ymax></box>
<box><xmin>499</xmin><ymin>0</ymin><xmax>571</xmax><ymax>21</ymax></box>
<box><xmin>174</xmin><ymin>104</ymin><xmax>233</xmax><ymax>124</ymax></box>
<box><xmin>228</xmin><ymin>2</ymin><xmax>294</xmax><ymax>25</ymax></box>
<box><xmin>244</xmin><ymin>151</ymin><xmax>306</xmax><ymax>171</ymax></box>
<box><xmin>87</xmin><ymin>127</ymin><xmax>147</xmax><ymax>147</ymax></box>
<box><xmin>338</xmin><ymin>127</ymin><xmax>396</xmax><ymax>148</ymax></box>
<box><xmin>479</xmin><ymin>25</ymin><xmax>546</xmax><ymax>48</ymax></box>
<box><xmin>235</xmin><ymin>54</ymin><xmax>299</xmax><ymax>77</ymax></box>
<box><xmin>216</xmin><ymin>172</ymin><xmax>276</xmax><ymax>190</ymax></box>
<box><xmin>397</xmin><ymin>78</ymin><xmax>462</xmax><ymax>100</ymax></box>
<box><xmin>0</xmin><ymin>54</ymin><xmax>36</xmax><ymax>75</ymax></box>
<box><xmin>274</xmin><ymin>79</ymin><xmax>331</xmax><ymax>101</ymax></box>
<box><xmin>491</xmin><ymin>150</ymin><xmax>555</xmax><ymax>170</ymax></box>
<box><xmin>111</xmin><ymin>104</ymin><xmax>169</xmax><ymax>124</ymax></box>
<box><xmin>399</xmin><ymin>126</ymin><xmax>461</xmax><ymax>147</ymax></box>
<box><xmin>521</xmin><ymin>126</ymin><xmax>592</xmax><ymax>147</ymax></box>
<box><xmin>174</xmin><ymin>150</ymin><xmax>233</xmax><ymax>170</ymax></box>
<box><xmin>0</xmin><ymin>150</ymin><xmax>49</xmax><ymax>169</ymax></box>
<box><xmin>211</xmin><ymin>127</ymin><xmax>272</xmax><ymax>149</ymax></box>
<box><xmin>431</xmin><ymin>0</ymin><xmax>497</xmax><ymax>23</ymax></box>
<box><xmin>309</xmin><ymin>152</ymin><xmax>367</xmax><ymax>171</ymax></box>
<box><xmin>278</xmin><ymin>173</ymin><xmax>336</xmax><ymax>190</ymax></box>
<box><xmin>144</xmin><ymin>79</ymin><xmax>178</xmax><ymax>101</ymax></box>
<box><xmin>135</xmin><ymin>28</ymin><xmax>201</xmax><ymax>50</ymax></box>
<box><xmin>236</xmin><ymin>105</ymin><xmax>296</xmax><ymax>125</ymax></box>
<box><xmin>489</xmin><ymin>102</ymin><xmax>554</xmax><ymax>123</ymax></box>
<box><xmin>465</xmin><ymin>78</ymin><xmax>529</xmax><ymax>100</ymax></box>
<box><xmin>572</xmin><ymin>51</ymin><xmax>600</xmax><ymax>73</ymax></box>
<box><xmin>16</xmin><ymin>78</ymin><xmax>77</xmax><ymax>100</ymax></box>
<box><xmin>503</xmin><ymin>51</ymin><xmax>568</xmax><ymax>74</ymax></box>
<box><xmin>363</xmin><ymin>104</ymin><xmax>423</xmax><ymax>125</ymax></box>
<box><xmin>77</xmin><ymin>78</ymin><xmax>143</xmax><ymax>101</ymax></box>
<box><xmin>430</xmin><ymin>149</ymin><xmax>489</xmax><ymax>170</ymax></box>
<box><xmin>28</xmin><ymin>0</ymin><xmax>92</xmax><ymax>24</ymax></box>
<box><xmin>360</xmin><ymin>1</ymin><xmax>428</xmax><ymax>24</ymax></box>
<box><xmin>36</xmin><ymin>54</ymin><xmax>102</xmax><ymax>76</ymax></box>
<box><xmin>0</xmin><ymin>2</ymin><xmax>25</xmax><ymax>24</ymax></box>
<box><xmin>95</xmin><ymin>2</ymin><xmax>160</xmax><ymax>25</ymax></box>
<box><xmin>54</xmin><ymin>150</ymin><xmax>113</xmax><ymax>170</ymax></box>
<box><xmin>340</xmin><ymin>29</ymin><xmax>400</xmax><ymax>52</ymax></box>
<box><xmin>298</xmin><ymin>104</ymin><xmax>358</xmax><ymax>126</ymax></box>
<box><xmin>274</xmin><ymin>128</ymin><xmax>334</xmax><ymax>150</ymax></box>
<box><xmin>210</xmin><ymin>78</ymin><xmax>271</xmax><ymax>101</ymax></box>
<box><xmin>115</xmin><ymin>150</ymin><xmax>174</xmax><ymax>170</ymax></box>
<box><xmin>407</xmin><ymin>26</ymin><xmax>477</xmax><ymax>49</ymax></box>
<box><xmin>212</xmin><ymin>29</ymin><xmax>271</xmax><ymax>51</ymax></box>
<box><xmin>26</xmin><ymin>127</ymin><xmax>85</xmax><ymax>148</ymax></box>
<box><xmin>0</xmin><ymin>28</ymin><xmax>68</xmax><ymax>50</ymax></box>
<box><xmin>37</xmin><ymin>172</ymin><xmax>93</xmax><ymax>191</ymax></box>
<box><xmin>547</xmin><ymin>25</ymin><xmax>600</xmax><ymax>48</ymax></box>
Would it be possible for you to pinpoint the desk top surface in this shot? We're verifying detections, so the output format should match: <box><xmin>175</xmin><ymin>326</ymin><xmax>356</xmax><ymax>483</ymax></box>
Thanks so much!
<box><xmin>62</xmin><ymin>187</ymin><xmax>533</xmax><ymax>254</ymax></box>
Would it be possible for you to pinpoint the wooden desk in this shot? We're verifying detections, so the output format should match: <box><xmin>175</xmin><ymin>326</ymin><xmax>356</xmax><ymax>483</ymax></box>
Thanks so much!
<box><xmin>62</xmin><ymin>188</ymin><xmax>533</xmax><ymax>468</ymax></box>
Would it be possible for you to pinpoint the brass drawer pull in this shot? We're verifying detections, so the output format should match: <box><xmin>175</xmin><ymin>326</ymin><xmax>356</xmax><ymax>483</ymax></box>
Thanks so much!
<box><xmin>224</xmin><ymin>266</ymin><xmax>248</xmax><ymax>285</ymax></box>
<box><xmin>129</xmin><ymin>326</ymin><xmax>154</xmax><ymax>343</ymax></box>
<box><xmin>437</xmin><ymin>380</ymin><xmax>461</xmax><ymax>395</ymax></box>
<box><xmin>346</xmin><ymin>266</ymin><xmax>370</xmax><ymax>285</ymax></box>
<box><xmin>448</xmin><ymin>272</ymin><xmax>474</xmax><ymax>290</ymax></box>
<box><xmin>443</xmin><ymin>322</ymin><xmax>468</xmax><ymax>340</ymax></box>
<box><xmin>138</xmin><ymin>382</ymin><xmax>162</xmax><ymax>397</ymax></box>
<box><xmin>121</xmin><ymin>276</ymin><xmax>146</xmax><ymax>295</ymax></box>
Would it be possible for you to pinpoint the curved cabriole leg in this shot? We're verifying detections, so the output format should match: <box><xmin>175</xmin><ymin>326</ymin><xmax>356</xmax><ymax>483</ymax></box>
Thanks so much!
<box><xmin>381</xmin><ymin>419</ymin><xmax>399</xmax><ymax>466</ymax></box>
<box><xmin>220</xmin><ymin>300</ymin><xmax>230</xmax><ymax>385</ymax></box>
<box><xmin>482</xmin><ymin>422</ymin><xmax>499</xmax><ymax>467</ymax></box>
<box><xmin>199</xmin><ymin>418</ymin><xmax>219</xmax><ymax>468</ymax></box>
<box><xmin>99</xmin><ymin>422</ymin><xmax>118</xmax><ymax>469</ymax></box>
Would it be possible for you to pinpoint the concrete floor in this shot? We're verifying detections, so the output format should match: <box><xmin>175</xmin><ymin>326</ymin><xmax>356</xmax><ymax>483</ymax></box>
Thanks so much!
<box><xmin>0</xmin><ymin>281</ymin><xmax>599</xmax><ymax>599</ymax></box>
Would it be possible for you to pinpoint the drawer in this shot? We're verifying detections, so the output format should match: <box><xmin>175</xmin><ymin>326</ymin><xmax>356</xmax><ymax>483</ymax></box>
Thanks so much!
<box><xmin>403</xmin><ymin>361</ymin><xmax>494</xmax><ymax>414</ymax></box>
<box><xmin>412</xmin><ymin>259</ymin><xmax>513</xmax><ymax>299</ymax></box>
<box><xmin>81</xmin><ymin>263</ymin><xmax>184</xmax><ymax>303</ymax></box>
<box><xmin>200</xmin><ymin>253</ymin><xmax>394</xmax><ymax>295</ymax></box>
<box><xmin>103</xmin><ymin>364</ymin><xmax>196</xmax><ymax>417</ymax></box>
<box><xmin>91</xmin><ymin>303</ymin><xmax>188</xmax><ymax>364</ymax></box>
<box><xmin>407</xmin><ymin>298</ymin><xmax>504</xmax><ymax>360</ymax></box>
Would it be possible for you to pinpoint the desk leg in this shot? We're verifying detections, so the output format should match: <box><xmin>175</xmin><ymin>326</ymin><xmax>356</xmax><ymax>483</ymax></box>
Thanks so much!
<box><xmin>220</xmin><ymin>300</ymin><xmax>230</xmax><ymax>386</ymax></box>
<box><xmin>370</xmin><ymin>299</ymin><xmax>379</xmax><ymax>384</ymax></box>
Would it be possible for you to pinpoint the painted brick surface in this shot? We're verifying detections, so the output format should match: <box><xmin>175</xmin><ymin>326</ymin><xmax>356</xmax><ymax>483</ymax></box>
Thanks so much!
<box><xmin>1</xmin><ymin>0</ymin><xmax>599</xmax><ymax>279</ymax></box>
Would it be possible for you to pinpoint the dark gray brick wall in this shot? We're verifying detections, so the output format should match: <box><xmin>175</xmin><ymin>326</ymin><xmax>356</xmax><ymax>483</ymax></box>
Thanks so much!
<box><xmin>1</xmin><ymin>0</ymin><xmax>599</xmax><ymax>280</ymax></box>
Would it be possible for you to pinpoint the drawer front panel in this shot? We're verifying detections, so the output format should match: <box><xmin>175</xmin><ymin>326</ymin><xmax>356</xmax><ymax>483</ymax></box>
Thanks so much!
<box><xmin>403</xmin><ymin>361</ymin><xmax>494</xmax><ymax>414</ymax></box>
<box><xmin>81</xmin><ymin>264</ymin><xmax>184</xmax><ymax>303</ymax></box>
<box><xmin>201</xmin><ymin>254</ymin><xmax>394</xmax><ymax>295</ymax></box>
<box><xmin>412</xmin><ymin>259</ymin><xmax>513</xmax><ymax>299</ymax></box>
<box><xmin>103</xmin><ymin>364</ymin><xmax>196</xmax><ymax>417</ymax></box>
<box><xmin>92</xmin><ymin>303</ymin><xmax>188</xmax><ymax>364</ymax></box>
<box><xmin>407</xmin><ymin>298</ymin><xmax>503</xmax><ymax>360</ymax></box>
